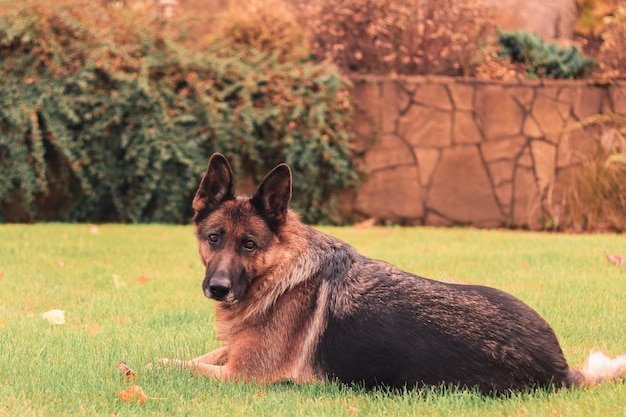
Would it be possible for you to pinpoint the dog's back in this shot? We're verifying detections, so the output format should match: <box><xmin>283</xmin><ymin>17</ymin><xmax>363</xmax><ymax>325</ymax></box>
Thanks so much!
<box><xmin>305</xmin><ymin>231</ymin><xmax>571</xmax><ymax>392</ymax></box>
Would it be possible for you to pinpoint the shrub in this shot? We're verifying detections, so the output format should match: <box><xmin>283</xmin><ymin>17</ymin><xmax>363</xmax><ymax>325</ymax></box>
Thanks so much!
<box><xmin>565</xmin><ymin>149</ymin><xmax>626</xmax><ymax>232</ymax></box>
<box><xmin>0</xmin><ymin>0</ymin><xmax>208</xmax><ymax>223</ymax></box>
<box><xmin>563</xmin><ymin>111</ymin><xmax>626</xmax><ymax>232</ymax></box>
<box><xmin>208</xmin><ymin>0</ymin><xmax>309</xmax><ymax>62</ymax></box>
<box><xmin>299</xmin><ymin>0</ymin><xmax>492</xmax><ymax>76</ymax></box>
<box><xmin>0</xmin><ymin>0</ymin><xmax>357</xmax><ymax>224</ymax></box>
<box><xmin>597</xmin><ymin>5</ymin><xmax>626</xmax><ymax>78</ymax></box>
<box><xmin>473</xmin><ymin>43</ymin><xmax>522</xmax><ymax>81</ymax></box>
<box><xmin>197</xmin><ymin>45</ymin><xmax>358</xmax><ymax>225</ymax></box>
<box><xmin>575</xmin><ymin>0</ymin><xmax>620</xmax><ymax>37</ymax></box>
<box><xmin>496</xmin><ymin>29</ymin><xmax>594</xmax><ymax>79</ymax></box>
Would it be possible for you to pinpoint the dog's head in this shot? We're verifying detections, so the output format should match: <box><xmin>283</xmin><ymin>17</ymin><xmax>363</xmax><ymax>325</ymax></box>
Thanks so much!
<box><xmin>192</xmin><ymin>153</ymin><xmax>292</xmax><ymax>303</ymax></box>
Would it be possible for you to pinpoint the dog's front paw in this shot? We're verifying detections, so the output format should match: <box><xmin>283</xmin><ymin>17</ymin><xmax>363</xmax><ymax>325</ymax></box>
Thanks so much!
<box><xmin>145</xmin><ymin>358</ymin><xmax>180</xmax><ymax>371</ymax></box>
<box><xmin>153</xmin><ymin>358</ymin><xmax>204</xmax><ymax>375</ymax></box>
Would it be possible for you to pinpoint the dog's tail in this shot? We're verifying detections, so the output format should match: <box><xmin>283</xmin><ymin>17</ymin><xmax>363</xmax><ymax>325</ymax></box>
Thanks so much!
<box><xmin>568</xmin><ymin>350</ymin><xmax>626</xmax><ymax>387</ymax></box>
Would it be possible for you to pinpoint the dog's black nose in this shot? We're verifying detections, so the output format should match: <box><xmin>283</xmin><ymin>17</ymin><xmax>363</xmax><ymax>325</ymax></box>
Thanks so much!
<box><xmin>208</xmin><ymin>276</ymin><xmax>231</xmax><ymax>300</ymax></box>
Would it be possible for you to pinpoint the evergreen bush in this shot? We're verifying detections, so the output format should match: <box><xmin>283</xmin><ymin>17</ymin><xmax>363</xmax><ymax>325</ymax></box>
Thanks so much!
<box><xmin>0</xmin><ymin>0</ymin><xmax>356</xmax><ymax>224</ymax></box>
<box><xmin>496</xmin><ymin>29</ymin><xmax>594</xmax><ymax>79</ymax></box>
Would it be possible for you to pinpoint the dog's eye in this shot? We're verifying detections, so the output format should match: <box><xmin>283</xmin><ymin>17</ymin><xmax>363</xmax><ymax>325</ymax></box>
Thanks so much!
<box><xmin>208</xmin><ymin>234</ymin><xmax>219</xmax><ymax>244</ymax></box>
<box><xmin>243</xmin><ymin>240</ymin><xmax>256</xmax><ymax>251</ymax></box>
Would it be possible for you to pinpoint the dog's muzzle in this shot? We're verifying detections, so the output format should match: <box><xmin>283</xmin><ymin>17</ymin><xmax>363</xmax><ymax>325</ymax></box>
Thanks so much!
<box><xmin>204</xmin><ymin>275</ymin><xmax>232</xmax><ymax>301</ymax></box>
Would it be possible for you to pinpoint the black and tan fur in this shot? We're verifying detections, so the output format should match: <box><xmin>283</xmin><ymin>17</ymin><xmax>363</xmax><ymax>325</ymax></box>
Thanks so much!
<box><xmin>162</xmin><ymin>153</ymin><xmax>626</xmax><ymax>394</ymax></box>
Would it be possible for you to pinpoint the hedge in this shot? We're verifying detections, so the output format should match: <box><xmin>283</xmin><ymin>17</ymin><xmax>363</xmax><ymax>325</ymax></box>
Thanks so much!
<box><xmin>0</xmin><ymin>0</ymin><xmax>357</xmax><ymax>224</ymax></box>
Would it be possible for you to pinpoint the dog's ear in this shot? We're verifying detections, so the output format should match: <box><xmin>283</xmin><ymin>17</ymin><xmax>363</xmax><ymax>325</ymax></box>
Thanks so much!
<box><xmin>251</xmin><ymin>163</ymin><xmax>292</xmax><ymax>229</ymax></box>
<box><xmin>193</xmin><ymin>153</ymin><xmax>235</xmax><ymax>213</ymax></box>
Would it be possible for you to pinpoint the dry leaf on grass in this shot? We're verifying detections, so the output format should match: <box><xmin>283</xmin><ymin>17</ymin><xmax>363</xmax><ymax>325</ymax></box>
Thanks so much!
<box><xmin>604</xmin><ymin>250</ymin><xmax>626</xmax><ymax>266</ymax></box>
<box><xmin>348</xmin><ymin>405</ymin><xmax>358</xmax><ymax>414</ymax></box>
<box><xmin>112</xmin><ymin>274</ymin><xmax>125</xmax><ymax>289</ymax></box>
<box><xmin>42</xmin><ymin>309</ymin><xmax>65</xmax><ymax>325</ymax></box>
<box><xmin>116</xmin><ymin>362</ymin><xmax>137</xmax><ymax>381</ymax></box>
<box><xmin>134</xmin><ymin>275</ymin><xmax>149</xmax><ymax>283</ymax></box>
<box><xmin>86</xmin><ymin>323</ymin><xmax>101</xmax><ymax>336</ymax></box>
<box><xmin>353</xmin><ymin>218</ymin><xmax>376</xmax><ymax>229</ymax></box>
<box><xmin>115</xmin><ymin>383</ymin><xmax>166</xmax><ymax>405</ymax></box>
<box><xmin>116</xmin><ymin>384</ymin><xmax>148</xmax><ymax>405</ymax></box>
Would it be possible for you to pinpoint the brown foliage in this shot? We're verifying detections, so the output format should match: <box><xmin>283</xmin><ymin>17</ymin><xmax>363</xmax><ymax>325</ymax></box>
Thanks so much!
<box><xmin>299</xmin><ymin>0</ymin><xmax>493</xmax><ymax>75</ymax></box>
<box><xmin>597</xmin><ymin>5</ymin><xmax>626</xmax><ymax>78</ymax></box>
<box><xmin>208</xmin><ymin>0</ymin><xmax>309</xmax><ymax>60</ymax></box>
<box><xmin>564</xmin><ymin>113</ymin><xmax>626</xmax><ymax>232</ymax></box>
<box><xmin>473</xmin><ymin>44</ymin><xmax>522</xmax><ymax>81</ymax></box>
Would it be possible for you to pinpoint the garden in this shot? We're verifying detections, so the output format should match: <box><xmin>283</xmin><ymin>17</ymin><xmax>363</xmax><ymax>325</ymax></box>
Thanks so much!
<box><xmin>0</xmin><ymin>1</ymin><xmax>625</xmax><ymax>415</ymax></box>
<box><xmin>1</xmin><ymin>0</ymin><xmax>625</xmax><ymax>228</ymax></box>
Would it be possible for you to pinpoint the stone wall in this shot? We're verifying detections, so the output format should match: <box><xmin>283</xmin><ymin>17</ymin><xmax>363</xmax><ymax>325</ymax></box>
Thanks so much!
<box><xmin>348</xmin><ymin>76</ymin><xmax>626</xmax><ymax>229</ymax></box>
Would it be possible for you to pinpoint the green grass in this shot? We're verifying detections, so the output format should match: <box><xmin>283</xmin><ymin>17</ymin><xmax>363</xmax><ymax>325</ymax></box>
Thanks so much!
<box><xmin>0</xmin><ymin>224</ymin><xmax>624</xmax><ymax>416</ymax></box>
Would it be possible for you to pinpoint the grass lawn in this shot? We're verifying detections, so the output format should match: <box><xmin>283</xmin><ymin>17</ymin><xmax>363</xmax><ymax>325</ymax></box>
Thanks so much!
<box><xmin>0</xmin><ymin>224</ymin><xmax>624</xmax><ymax>416</ymax></box>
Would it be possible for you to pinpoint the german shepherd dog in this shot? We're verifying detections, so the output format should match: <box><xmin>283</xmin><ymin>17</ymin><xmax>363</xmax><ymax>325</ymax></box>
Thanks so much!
<box><xmin>162</xmin><ymin>153</ymin><xmax>626</xmax><ymax>394</ymax></box>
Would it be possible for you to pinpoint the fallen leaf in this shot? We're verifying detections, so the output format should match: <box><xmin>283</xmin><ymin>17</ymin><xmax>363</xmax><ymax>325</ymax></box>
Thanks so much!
<box><xmin>87</xmin><ymin>324</ymin><xmax>101</xmax><ymax>336</ymax></box>
<box><xmin>354</xmin><ymin>218</ymin><xmax>376</xmax><ymax>229</ymax></box>
<box><xmin>348</xmin><ymin>405</ymin><xmax>358</xmax><ymax>414</ymax></box>
<box><xmin>42</xmin><ymin>309</ymin><xmax>65</xmax><ymax>325</ymax></box>
<box><xmin>116</xmin><ymin>362</ymin><xmax>137</xmax><ymax>381</ymax></box>
<box><xmin>112</xmin><ymin>274</ymin><xmax>125</xmax><ymax>289</ymax></box>
<box><xmin>604</xmin><ymin>250</ymin><xmax>625</xmax><ymax>266</ymax></box>
<box><xmin>116</xmin><ymin>384</ymin><xmax>147</xmax><ymax>405</ymax></box>
<box><xmin>255</xmin><ymin>391</ymin><xmax>265</xmax><ymax>398</ymax></box>
<box><xmin>134</xmin><ymin>275</ymin><xmax>149</xmax><ymax>283</ymax></box>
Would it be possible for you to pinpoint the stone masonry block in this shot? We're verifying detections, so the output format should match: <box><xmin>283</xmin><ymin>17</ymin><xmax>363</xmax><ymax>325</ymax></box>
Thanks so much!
<box><xmin>355</xmin><ymin>165</ymin><xmax>424</xmax><ymax>221</ymax></box>
<box><xmin>494</xmin><ymin>182</ymin><xmax>513</xmax><ymax>217</ymax></box>
<box><xmin>518</xmin><ymin>146</ymin><xmax>533</xmax><ymax>168</ymax></box>
<box><xmin>428</xmin><ymin>145</ymin><xmax>504</xmax><ymax>227</ymax></box>
<box><xmin>475</xmin><ymin>85</ymin><xmax>524</xmax><ymax>140</ymax></box>
<box><xmin>448</xmin><ymin>83</ymin><xmax>474</xmax><ymax>111</ymax></box>
<box><xmin>532</xmin><ymin>94</ymin><xmax>566</xmax><ymax>141</ymax></box>
<box><xmin>381</xmin><ymin>80</ymin><xmax>412</xmax><ymax>133</ymax></box>
<box><xmin>487</xmin><ymin>160</ymin><xmax>515</xmax><ymax>187</ymax></box>
<box><xmin>572</xmin><ymin>86</ymin><xmax>605</xmax><ymax>120</ymax></box>
<box><xmin>609</xmin><ymin>82</ymin><xmax>626</xmax><ymax>114</ymax></box>
<box><xmin>511</xmin><ymin>166</ymin><xmax>541</xmax><ymax>229</ymax></box>
<box><xmin>414</xmin><ymin>148</ymin><xmax>441</xmax><ymax>187</ymax></box>
<box><xmin>481</xmin><ymin>136</ymin><xmax>527</xmax><ymax>162</ymax></box>
<box><xmin>350</xmin><ymin>79</ymin><xmax>380</xmax><ymax>125</ymax></box>
<box><xmin>530</xmin><ymin>140</ymin><xmax>556</xmax><ymax>192</ymax></box>
<box><xmin>364</xmin><ymin>133</ymin><xmax>414</xmax><ymax>172</ymax></box>
<box><xmin>523</xmin><ymin>114</ymin><xmax>543</xmax><ymax>138</ymax></box>
<box><xmin>399</xmin><ymin>105</ymin><xmax>452</xmax><ymax>148</ymax></box>
<box><xmin>414</xmin><ymin>84</ymin><xmax>453</xmax><ymax>111</ymax></box>
<box><xmin>507</xmin><ymin>86</ymin><xmax>535</xmax><ymax>108</ymax></box>
<box><xmin>453</xmin><ymin>112</ymin><xmax>482</xmax><ymax>144</ymax></box>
